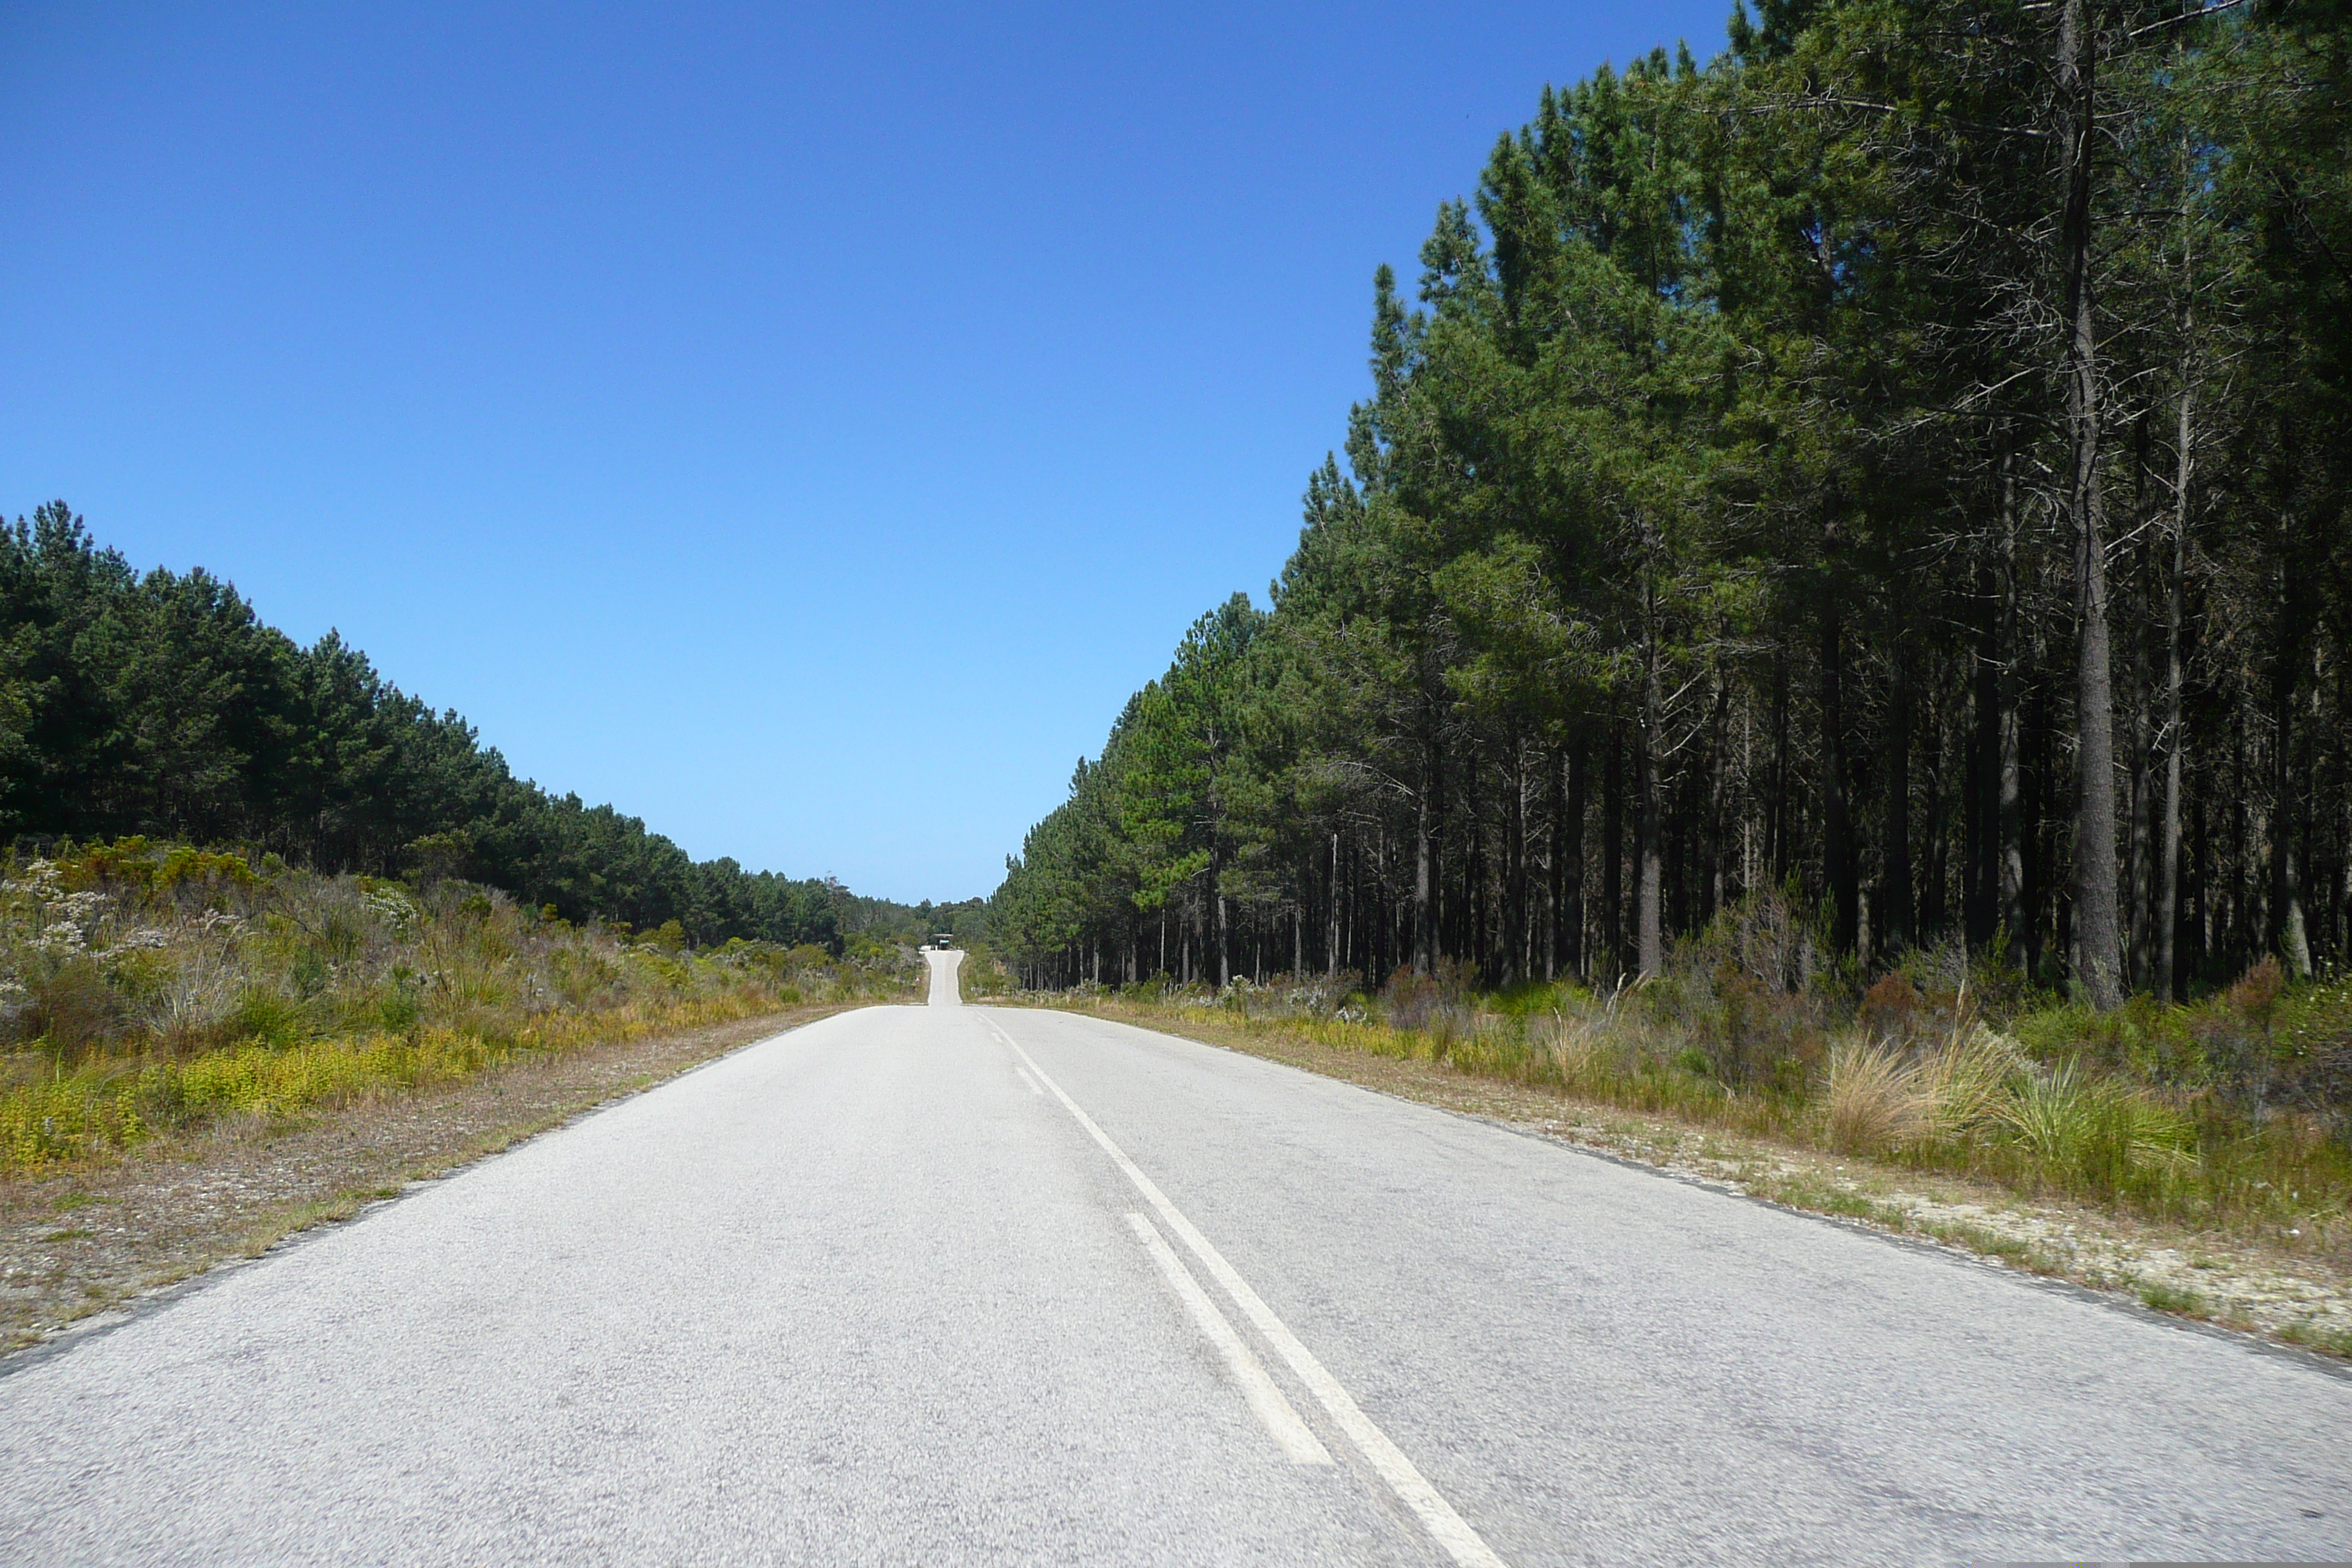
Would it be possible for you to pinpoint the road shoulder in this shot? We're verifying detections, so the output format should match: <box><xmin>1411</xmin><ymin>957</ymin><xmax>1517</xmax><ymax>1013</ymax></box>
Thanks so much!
<box><xmin>1</xmin><ymin>1003</ymin><xmax>862</xmax><ymax>1362</ymax></box>
<box><xmin>1017</xmin><ymin>997</ymin><xmax>2352</xmax><ymax>1365</ymax></box>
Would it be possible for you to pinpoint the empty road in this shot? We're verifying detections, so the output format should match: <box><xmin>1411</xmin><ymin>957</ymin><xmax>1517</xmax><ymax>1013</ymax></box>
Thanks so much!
<box><xmin>2</xmin><ymin>948</ymin><xmax>2346</xmax><ymax>1564</ymax></box>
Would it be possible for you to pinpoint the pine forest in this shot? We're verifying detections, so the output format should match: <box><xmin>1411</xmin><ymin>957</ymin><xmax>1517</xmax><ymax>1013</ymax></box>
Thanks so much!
<box><xmin>0</xmin><ymin>505</ymin><xmax>843</xmax><ymax>952</ymax></box>
<box><xmin>994</xmin><ymin>0</ymin><xmax>2352</xmax><ymax>1014</ymax></box>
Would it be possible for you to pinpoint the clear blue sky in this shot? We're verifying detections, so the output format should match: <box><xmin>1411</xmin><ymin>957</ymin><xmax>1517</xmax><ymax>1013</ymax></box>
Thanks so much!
<box><xmin>1</xmin><ymin>1</ymin><xmax>1730</xmax><ymax>905</ymax></box>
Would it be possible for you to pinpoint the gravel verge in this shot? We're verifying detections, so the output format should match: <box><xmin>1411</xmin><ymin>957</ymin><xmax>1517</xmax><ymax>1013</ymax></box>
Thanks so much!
<box><xmin>1034</xmin><ymin>998</ymin><xmax>2352</xmax><ymax>1360</ymax></box>
<box><xmin>1</xmin><ymin>1003</ymin><xmax>860</xmax><ymax>1360</ymax></box>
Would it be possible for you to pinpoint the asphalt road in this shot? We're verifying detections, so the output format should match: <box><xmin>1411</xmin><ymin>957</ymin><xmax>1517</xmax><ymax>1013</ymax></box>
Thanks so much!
<box><xmin>2</xmin><ymin>949</ymin><xmax>2346</xmax><ymax>1564</ymax></box>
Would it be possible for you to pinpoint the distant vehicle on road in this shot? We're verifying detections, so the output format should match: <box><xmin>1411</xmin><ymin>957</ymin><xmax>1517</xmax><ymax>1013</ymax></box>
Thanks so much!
<box><xmin>932</xmin><ymin>934</ymin><xmax>954</xmax><ymax>949</ymax></box>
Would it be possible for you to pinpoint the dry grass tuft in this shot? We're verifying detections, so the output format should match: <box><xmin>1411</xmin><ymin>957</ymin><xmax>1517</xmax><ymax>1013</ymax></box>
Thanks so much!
<box><xmin>1825</xmin><ymin>1037</ymin><xmax>1930</xmax><ymax>1155</ymax></box>
<box><xmin>1824</xmin><ymin>1025</ymin><xmax>2018</xmax><ymax>1156</ymax></box>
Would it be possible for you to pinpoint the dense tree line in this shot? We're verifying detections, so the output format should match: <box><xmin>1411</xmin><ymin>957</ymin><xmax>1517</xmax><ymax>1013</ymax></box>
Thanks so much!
<box><xmin>0</xmin><ymin>505</ymin><xmax>840</xmax><ymax>950</ymax></box>
<box><xmin>995</xmin><ymin>0</ymin><xmax>2352</xmax><ymax>1003</ymax></box>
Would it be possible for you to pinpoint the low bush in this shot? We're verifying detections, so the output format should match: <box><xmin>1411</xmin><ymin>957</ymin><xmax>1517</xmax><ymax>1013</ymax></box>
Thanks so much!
<box><xmin>0</xmin><ymin>840</ymin><xmax>922</xmax><ymax>1171</ymax></box>
<box><xmin>1033</xmin><ymin>892</ymin><xmax>2352</xmax><ymax>1245</ymax></box>
<box><xmin>961</xmin><ymin>946</ymin><xmax>1017</xmax><ymax>999</ymax></box>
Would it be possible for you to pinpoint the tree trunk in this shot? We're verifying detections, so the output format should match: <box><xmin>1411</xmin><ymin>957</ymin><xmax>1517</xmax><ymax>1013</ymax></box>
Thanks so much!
<box><xmin>1214</xmin><ymin>852</ymin><xmax>1231</xmax><ymax>989</ymax></box>
<box><xmin>1637</xmin><ymin>573</ymin><xmax>1665</xmax><ymax>979</ymax></box>
<box><xmin>1327</xmin><ymin>832</ymin><xmax>1342</xmax><ymax>980</ymax></box>
<box><xmin>1823</xmin><ymin>578</ymin><xmax>1858</xmax><ymax>954</ymax></box>
<box><xmin>2191</xmin><ymin>776</ymin><xmax>2210</xmax><ymax>980</ymax></box>
<box><xmin>1566</xmin><ymin>736</ymin><xmax>1588</xmax><ymax>980</ymax></box>
<box><xmin>1507</xmin><ymin>738</ymin><xmax>1529</xmax><ymax>984</ymax></box>
<box><xmin>2128</xmin><ymin>655</ymin><xmax>2155</xmax><ymax>989</ymax></box>
<box><xmin>1883</xmin><ymin>641</ymin><xmax>1914</xmax><ymax>954</ymax></box>
<box><xmin>1998</xmin><ymin>451</ymin><xmax>2028</xmax><ymax>949</ymax></box>
<box><xmin>1970</xmin><ymin>535</ymin><xmax>2001</xmax><ymax>949</ymax></box>
<box><xmin>2231</xmin><ymin>720</ymin><xmax>2251</xmax><ymax>967</ymax></box>
<box><xmin>2155</xmin><ymin>363</ymin><xmax>2190</xmax><ymax>1000</ymax></box>
<box><xmin>1545</xmin><ymin>752</ymin><xmax>1565</xmax><ymax>980</ymax></box>
<box><xmin>1923</xmin><ymin>679</ymin><xmax>1950</xmax><ymax>940</ymax></box>
<box><xmin>2340</xmin><ymin>788</ymin><xmax>2351</xmax><ymax>979</ymax></box>
<box><xmin>2058</xmin><ymin>0</ymin><xmax>2125</xmax><ymax>1009</ymax></box>
<box><xmin>1463</xmin><ymin>744</ymin><xmax>1483</xmax><ymax>973</ymax></box>
<box><xmin>1414</xmin><ymin>738</ymin><xmax>1436</xmax><ymax>976</ymax></box>
<box><xmin>2273</xmin><ymin>601</ymin><xmax>2313</xmax><ymax>979</ymax></box>
<box><xmin>1705</xmin><ymin>678</ymin><xmax>1729</xmax><ymax>924</ymax></box>
<box><xmin>1769</xmin><ymin>653</ymin><xmax>1790</xmax><ymax>881</ymax></box>
<box><xmin>1604</xmin><ymin>718</ymin><xmax>1624</xmax><ymax>983</ymax></box>
<box><xmin>2340</xmin><ymin>662</ymin><xmax>2352</xmax><ymax>971</ymax></box>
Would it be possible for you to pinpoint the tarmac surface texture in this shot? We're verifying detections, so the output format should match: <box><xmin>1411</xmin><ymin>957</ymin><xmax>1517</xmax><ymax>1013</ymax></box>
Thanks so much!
<box><xmin>1</xmin><ymin>949</ymin><xmax>2345</xmax><ymax>1564</ymax></box>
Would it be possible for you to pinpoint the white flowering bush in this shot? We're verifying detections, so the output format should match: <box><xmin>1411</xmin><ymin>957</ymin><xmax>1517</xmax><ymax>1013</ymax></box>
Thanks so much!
<box><xmin>361</xmin><ymin>886</ymin><xmax>418</xmax><ymax>935</ymax></box>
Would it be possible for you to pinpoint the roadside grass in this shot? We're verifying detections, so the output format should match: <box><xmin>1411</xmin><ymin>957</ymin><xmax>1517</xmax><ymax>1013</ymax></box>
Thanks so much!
<box><xmin>958</xmin><ymin>944</ymin><xmax>1014</xmax><ymax>1001</ymax></box>
<box><xmin>3</xmin><ymin>1004</ymin><xmax>851</xmax><ymax>1355</ymax></box>
<box><xmin>238</xmin><ymin>1194</ymin><xmax>382</xmax><ymax>1257</ymax></box>
<box><xmin>2138</xmin><ymin>1280</ymin><xmax>2212</xmax><ymax>1319</ymax></box>
<box><xmin>1018</xmin><ymin>900</ymin><xmax>2351</xmax><ymax>1269</ymax></box>
<box><xmin>0</xmin><ymin>838</ymin><xmax>921</xmax><ymax>1173</ymax></box>
<box><xmin>4</xmin><ymin>997</ymin><xmax>772</xmax><ymax>1170</ymax></box>
<box><xmin>1922</xmin><ymin>1221</ymin><xmax>2047</xmax><ymax>1270</ymax></box>
<box><xmin>2280</xmin><ymin>1319</ymin><xmax>2352</xmax><ymax>1357</ymax></box>
<box><xmin>1026</xmin><ymin>984</ymin><xmax>2352</xmax><ymax>1354</ymax></box>
<box><xmin>1164</xmin><ymin>994</ymin><xmax>2343</xmax><ymax>1245</ymax></box>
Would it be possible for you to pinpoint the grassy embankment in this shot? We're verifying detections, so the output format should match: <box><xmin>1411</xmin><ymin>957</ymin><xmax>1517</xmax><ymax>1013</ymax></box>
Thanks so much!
<box><xmin>1020</xmin><ymin>900</ymin><xmax>2352</xmax><ymax>1351</ymax></box>
<box><xmin>0</xmin><ymin>839</ymin><xmax>921</xmax><ymax>1173</ymax></box>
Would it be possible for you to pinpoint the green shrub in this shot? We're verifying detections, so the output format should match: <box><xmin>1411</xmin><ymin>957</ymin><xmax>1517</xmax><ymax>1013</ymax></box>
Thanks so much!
<box><xmin>23</xmin><ymin>957</ymin><xmax>120</xmax><ymax>1055</ymax></box>
<box><xmin>1052</xmin><ymin>931</ymin><xmax>2352</xmax><ymax>1236</ymax></box>
<box><xmin>226</xmin><ymin>990</ymin><xmax>307</xmax><ymax>1050</ymax></box>
<box><xmin>0</xmin><ymin>838</ymin><xmax>913</xmax><ymax>1173</ymax></box>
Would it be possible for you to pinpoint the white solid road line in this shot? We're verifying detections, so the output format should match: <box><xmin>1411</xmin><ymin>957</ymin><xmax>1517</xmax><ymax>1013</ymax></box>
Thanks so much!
<box><xmin>1013</xmin><ymin>1065</ymin><xmax>1045</xmax><ymax>1096</ymax></box>
<box><xmin>1123</xmin><ymin>1212</ymin><xmax>1333</xmax><ymax>1466</ymax></box>
<box><xmin>984</xmin><ymin>1016</ymin><xmax>1510</xmax><ymax>1568</ymax></box>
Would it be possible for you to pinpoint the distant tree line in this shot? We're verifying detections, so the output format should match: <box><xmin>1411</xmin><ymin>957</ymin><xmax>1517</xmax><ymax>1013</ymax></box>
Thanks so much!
<box><xmin>994</xmin><ymin>0</ymin><xmax>2352</xmax><ymax>1003</ymax></box>
<box><xmin>0</xmin><ymin>504</ymin><xmax>840</xmax><ymax>951</ymax></box>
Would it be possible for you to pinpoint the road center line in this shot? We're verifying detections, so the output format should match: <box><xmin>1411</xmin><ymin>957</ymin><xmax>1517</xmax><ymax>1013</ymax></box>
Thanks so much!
<box><xmin>984</xmin><ymin>1016</ymin><xmax>1509</xmax><ymax>1568</ymax></box>
<box><xmin>1123</xmin><ymin>1213</ymin><xmax>1332</xmax><ymax>1465</ymax></box>
<box><xmin>1013</xmin><ymin>1066</ymin><xmax>1045</xmax><ymax>1097</ymax></box>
